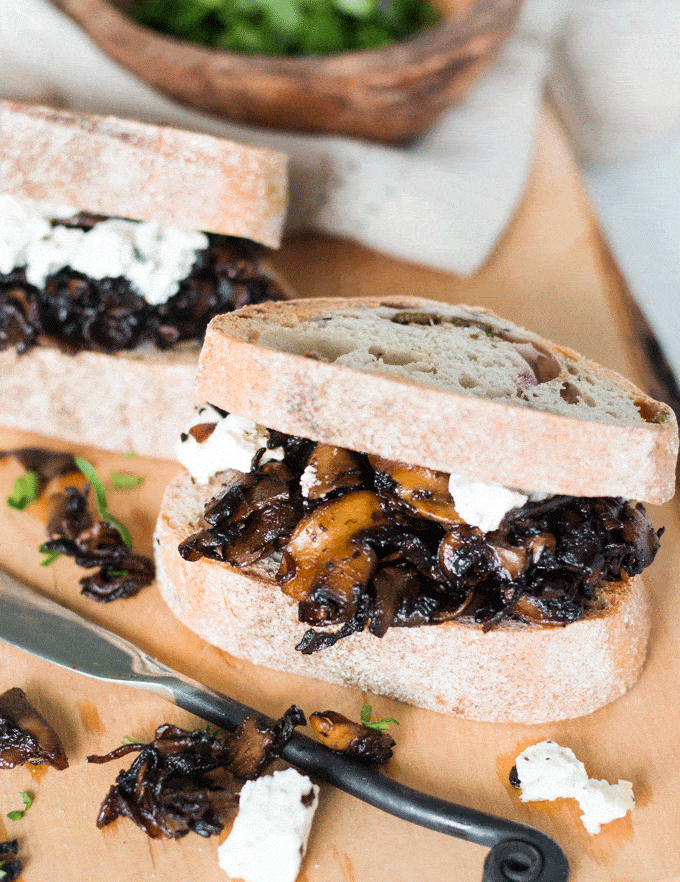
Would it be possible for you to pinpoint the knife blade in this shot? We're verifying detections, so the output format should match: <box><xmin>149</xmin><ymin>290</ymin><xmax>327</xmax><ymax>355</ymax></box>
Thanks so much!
<box><xmin>0</xmin><ymin>565</ymin><xmax>568</xmax><ymax>882</ymax></box>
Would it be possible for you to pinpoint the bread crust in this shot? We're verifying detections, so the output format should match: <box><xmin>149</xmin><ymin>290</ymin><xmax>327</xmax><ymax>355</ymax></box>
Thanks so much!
<box><xmin>196</xmin><ymin>298</ymin><xmax>678</xmax><ymax>503</ymax></box>
<box><xmin>0</xmin><ymin>101</ymin><xmax>288</xmax><ymax>247</ymax></box>
<box><xmin>155</xmin><ymin>470</ymin><xmax>652</xmax><ymax>723</ymax></box>
<box><xmin>0</xmin><ymin>342</ymin><xmax>200</xmax><ymax>459</ymax></box>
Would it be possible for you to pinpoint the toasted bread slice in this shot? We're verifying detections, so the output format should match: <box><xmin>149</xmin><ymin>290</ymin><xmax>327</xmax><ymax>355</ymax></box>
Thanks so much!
<box><xmin>0</xmin><ymin>101</ymin><xmax>287</xmax><ymax>247</ymax></box>
<box><xmin>156</xmin><ymin>470</ymin><xmax>652</xmax><ymax>723</ymax></box>
<box><xmin>196</xmin><ymin>298</ymin><xmax>678</xmax><ymax>502</ymax></box>
<box><xmin>0</xmin><ymin>102</ymin><xmax>292</xmax><ymax>457</ymax></box>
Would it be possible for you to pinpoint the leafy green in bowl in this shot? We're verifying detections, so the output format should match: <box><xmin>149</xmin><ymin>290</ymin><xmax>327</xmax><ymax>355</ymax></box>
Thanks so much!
<box><xmin>133</xmin><ymin>0</ymin><xmax>442</xmax><ymax>55</ymax></box>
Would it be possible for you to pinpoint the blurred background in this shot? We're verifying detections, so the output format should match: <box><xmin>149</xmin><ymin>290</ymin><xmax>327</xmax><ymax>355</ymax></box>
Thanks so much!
<box><xmin>2</xmin><ymin>0</ymin><xmax>680</xmax><ymax>398</ymax></box>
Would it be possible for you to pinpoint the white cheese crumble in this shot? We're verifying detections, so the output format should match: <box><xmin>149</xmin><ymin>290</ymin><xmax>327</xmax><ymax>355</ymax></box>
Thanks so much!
<box><xmin>447</xmin><ymin>472</ymin><xmax>550</xmax><ymax>533</ymax></box>
<box><xmin>299</xmin><ymin>462</ymin><xmax>317</xmax><ymax>498</ymax></box>
<box><xmin>514</xmin><ymin>740</ymin><xmax>635</xmax><ymax>835</ymax></box>
<box><xmin>175</xmin><ymin>405</ymin><xmax>284</xmax><ymax>485</ymax></box>
<box><xmin>0</xmin><ymin>193</ymin><xmax>208</xmax><ymax>305</ymax></box>
<box><xmin>218</xmin><ymin>769</ymin><xmax>320</xmax><ymax>882</ymax></box>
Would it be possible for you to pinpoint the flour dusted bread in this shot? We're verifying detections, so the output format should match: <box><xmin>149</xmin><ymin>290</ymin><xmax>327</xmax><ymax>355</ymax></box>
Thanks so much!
<box><xmin>156</xmin><ymin>470</ymin><xmax>651</xmax><ymax>723</ymax></box>
<box><xmin>197</xmin><ymin>298</ymin><xmax>677</xmax><ymax>503</ymax></box>
<box><xmin>0</xmin><ymin>102</ymin><xmax>292</xmax><ymax>458</ymax></box>
<box><xmin>0</xmin><ymin>101</ymin><xmax>287</xmax><ymax>247</ymax></box>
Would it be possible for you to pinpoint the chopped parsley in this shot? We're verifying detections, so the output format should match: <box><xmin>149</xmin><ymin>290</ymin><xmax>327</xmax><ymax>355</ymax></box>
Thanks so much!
<box><xmin>6</xmin><ymin>471</ymin><xmax>40</xmax><ymax>511</ymax></box>
<box><xmin>75</xmin><ymin>458</ymin><xmax>133</xmax><ymax>550</ymax></box>
<box><xmin>38</xmin><ymin>544</ymin><xmax>61</xmax><ymax>567</ymax></box>
<box><xmin>133</xmin><ymin>0</ymin><xmax>441</xmax><ymax>56</ymax></box>
<box><xmin>360</xmin><ymin>703</ymin><xmax>400</xmax><ymax>732</ymax></box>
<box><xmin>6</xmin><ymin>792</ymin><xmax>32</xmax><ymax>822</ymax></box>
<box><xmin>110</xmin><ymin>471</ymin><xmax>144</xmax><ymax>490</ymax></box>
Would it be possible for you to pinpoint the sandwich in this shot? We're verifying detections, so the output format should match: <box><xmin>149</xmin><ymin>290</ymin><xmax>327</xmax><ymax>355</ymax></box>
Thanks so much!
<box><xmin>0</xmin><ymin>101</ymin><xmax>290</xmax><ymax>459</ymax></box>
<box><xmin>155</xmin><ymin>297</ymin><xmax>678</xmax><ymax>723</ymax></box>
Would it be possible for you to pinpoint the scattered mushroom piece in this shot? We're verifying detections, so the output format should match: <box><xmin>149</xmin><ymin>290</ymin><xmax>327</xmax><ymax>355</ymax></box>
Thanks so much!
<box><xmin>0</xmin><ymin>687</ymin><xmax>68</xmax><ymax>770</ymax></box>
<box><xmin>0</xmin><ymin>839</ymin><xmax>22</xmax><ymax>882</ymax></box>
<box><xmin>88</xmin><ymin>707</ymin><xmax>305</xmax><ymax>839</ymax></box>
<box><xmin>0</xmin><ymin>447</ymin><xmax>78</xmax><ymax>485</ymax></box>
<box><xmin>226</xmin><ymin>706</ymin><xmax>306</xmax><ymax>780</ymax></box>
<box><xmin>309</xmin><ymin>710</ymin><xmax>395</xmax><ymax>763</ymax></box>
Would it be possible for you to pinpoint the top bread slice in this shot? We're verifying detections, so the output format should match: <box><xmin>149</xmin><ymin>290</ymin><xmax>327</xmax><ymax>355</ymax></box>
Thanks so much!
<box><xmin>0</xmin><ymin>101</ymin><xmax>287</xmax><ymax>246</ymax></box>
<box><xmin>197</xmin><ymin>297</ymin><xmax>678</xmax><ymax>503</ymax></box>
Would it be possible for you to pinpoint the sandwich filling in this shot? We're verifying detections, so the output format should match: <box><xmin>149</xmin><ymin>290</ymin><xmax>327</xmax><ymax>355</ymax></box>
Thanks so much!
<box><xmin>177</xmin><ymin>409</ymin><xmax>662</xmax><ymax>654</ymax></box>
<box><xmin>0</xmin><ymin>194</ymin><xmax>286</xmax><ymax>355</ymax></box>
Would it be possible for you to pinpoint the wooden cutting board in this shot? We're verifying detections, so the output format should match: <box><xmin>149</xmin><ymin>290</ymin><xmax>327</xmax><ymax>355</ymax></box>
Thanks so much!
<box><xmin>1</xmin><ymin>111</ymin><xmax>679</xmax><ymax>882</ymax></box>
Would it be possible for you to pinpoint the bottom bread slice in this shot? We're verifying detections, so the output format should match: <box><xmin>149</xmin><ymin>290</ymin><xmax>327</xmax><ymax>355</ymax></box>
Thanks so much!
<box><xmin>156</xmin><ymin>471</ymin><xmax>652</xmax><ymax>723</ymax></box>
<box><xmin>0</xmin><ymin>342</ymin><xmax>199</xmax><ymax>459</ymax></box>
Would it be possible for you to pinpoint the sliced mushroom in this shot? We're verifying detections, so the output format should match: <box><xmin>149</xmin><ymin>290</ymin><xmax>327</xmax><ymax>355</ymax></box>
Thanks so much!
<box><xmin>490</xmin><ymin>541</ymin><xmax>528</xmax><ymax>581</ymax></box>
<box><xmin>512</xmin><ymin>594</ymin><xmax>571</xmax><ymax>625</ymax></box>
<box><xmin>226</xmin><ymin>706</ymin><xmax>306</xmax><ymax>780</ymax></box>
<box><xmin>204</xmin><ymin>461</ymin><xmax>294</xmax><ymax>527</ymax></box>
<box><xmin>438</xmin><ymin>524</ymin><xmax>493</xmax><ymax>582</ymax></box>
<box><xmin>370</xmin><ymin>565</ymin><xmax>427</xmax><ymax>637</ymax></box>
<box><xmin>47</xmin><ymin>485</ymin><xmax>93</xmax><ymax>540</ymax></box>
<box><xmin>300</xmin><ymin>444</ymin><xmax>363</xmax><ymax>500</ymax></box>
<box><xmin>278</xmin><ymin>490</ymin><xmax>388</xmax><ymax>621</ymax></box>
<box><xmin>309</xmin><ymin>710</ymin><xmax>394</xmax><ymax>763</ymax></box>
<box><xmin>369</xmin><ymin>455</ymin><xmax>462</xmax><ymax>526</ymax></box>
<box><xmin>223</xmin><ymin>500</ymin><xmax>301</xmax><ymax>567</ymax></box>
<box><xmin>0</xmin><ymin>687</ymin><xmax>68</xmax><ymax>770</ymax></box>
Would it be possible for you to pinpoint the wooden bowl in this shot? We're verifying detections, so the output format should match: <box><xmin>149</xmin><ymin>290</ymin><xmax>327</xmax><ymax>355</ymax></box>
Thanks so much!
<box><xmin>48</xmin><ymin>0</ymin><xmax>522</xmax><ymax>143</ymax></box>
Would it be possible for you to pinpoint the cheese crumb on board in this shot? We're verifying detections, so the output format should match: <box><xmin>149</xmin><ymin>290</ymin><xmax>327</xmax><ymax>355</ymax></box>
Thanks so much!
<box><xmin>218</xmin><ymin>768</ymin><xmax>320</xmax><ymax>882</ymax></box>
<box><xmin>514</xmin><ymin>740</ymin><xmax>634</xmax><ymax>835</ymax></box>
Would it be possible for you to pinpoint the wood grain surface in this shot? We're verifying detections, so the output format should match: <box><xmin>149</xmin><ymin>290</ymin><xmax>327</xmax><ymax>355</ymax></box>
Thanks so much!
<box><xmin>1</xmin><ymin>111</ymin><xmax>679</xmax><ymax>882</ymax></box>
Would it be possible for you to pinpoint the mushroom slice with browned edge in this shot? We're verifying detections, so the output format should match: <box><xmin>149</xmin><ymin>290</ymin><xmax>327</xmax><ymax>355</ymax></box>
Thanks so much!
<box><xmin>278</xmin><ymin>490</ymin><xmax>388</xmax><ymax>624</ymax></box>
<box><xmin>369</xmin><ymin>456</ymin><xmax>463</xmax><ymax>526</ymax></box>
<box><xmin>0</xmin><ymin>687</ymin><xmax>68</xmax><ymax>770</ymax></box>
<box><xmin>309</xmin><ymin>710</ymin><xmax>395</xmax><ymax>763</ymax></box>
<box><xmin>301</xmin><ymin>444</ymin><xmax>363</xmax><ymax>500</ymax></box>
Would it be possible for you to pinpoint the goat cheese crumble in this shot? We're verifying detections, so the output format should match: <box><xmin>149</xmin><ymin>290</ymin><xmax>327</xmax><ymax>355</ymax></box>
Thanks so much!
<box><xmin>0</xmin><ymin>193</ymin><xmax>208</xmax><ymax>305</ymax></box>
<box><xmin>218</xmin><ymin>768</ymin><xmax>320</xmax><ymax>882</ymax></box>
<box><xmin>175</xmin><ymin>405</ymin><xmax>284</xmax><ymax>484</ymax></box>
<box><xmin>447</xmin><ymin>472</ymin><xmax>550</xmax><ymax>532</ymax></box>
<box><xmin>514</xmin><ymin>740</ymin><xmax>634</xmax><ymax>835</ymax></box>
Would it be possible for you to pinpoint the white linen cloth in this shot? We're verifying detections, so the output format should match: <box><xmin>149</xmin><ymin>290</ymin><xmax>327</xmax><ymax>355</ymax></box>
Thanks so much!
<box><xmin>2</xmin><ymin>0</ymin><xmax>679</xmax><ymax>378</ymax></box>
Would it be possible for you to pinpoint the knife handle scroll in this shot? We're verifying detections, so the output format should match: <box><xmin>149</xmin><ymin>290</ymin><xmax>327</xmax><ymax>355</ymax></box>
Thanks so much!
<box><xmin>0</xmin><ymin>567</ymin><xmax>568</xmax><ymax>882</ymax></box>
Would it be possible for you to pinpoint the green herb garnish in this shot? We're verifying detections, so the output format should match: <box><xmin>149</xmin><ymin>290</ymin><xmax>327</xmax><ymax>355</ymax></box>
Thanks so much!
<box><xmin>133</xmin><ymin>0</ymin><xmax>441</xmax><ymax>56</ymax></box>
<box><xmin>360</xmin><ymin>703</ymin><xmax>400</xmax><ymax>732</ymax></box>
<box><xmin>75</xmin><ymin>458</ymin><xmax>133</xmax><ymax>550</ymax></box>
<box><xmin>6</xmin><ymin>471</ymin><xmax>40</xmax><ymax>511</ymax></box>
<box><xmin>110</xmin><ymin>471</ymin><xmax>144</xmax><ymax>490</ymax></box>
<box><xmin>123</xmin><ymin>451</ymin><xmax>137</xmax><ymax>460</ymax></box>
<box><xmin>7</xmin><ymin>791</ymin><xmax>32</xmax><ymax>821</ymax></box>
<box><xmin>121</xmin><ymin>735</ymin><xmax>147</xmax><ymax>745</ymax></box>
<box><xmin>38</xmin><ymin>544</ymin><xmax>61</xmax><ymax>567</ymax></box>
